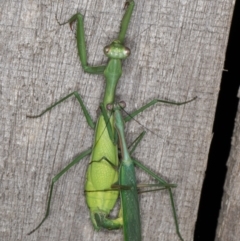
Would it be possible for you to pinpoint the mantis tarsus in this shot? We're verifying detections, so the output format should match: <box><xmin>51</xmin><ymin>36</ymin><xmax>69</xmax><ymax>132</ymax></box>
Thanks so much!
<box><xmin>27</xmin><ymin>0</ymin><xmax>196</xmax><ymax>240</ymax></box>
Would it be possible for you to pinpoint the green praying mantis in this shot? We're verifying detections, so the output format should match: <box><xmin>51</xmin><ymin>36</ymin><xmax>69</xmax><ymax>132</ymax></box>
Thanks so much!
<box><xmin>96</xmin><ymin>101</ymin><xmax>184</xmax><ymax>241</ymax></box>
<box><xmin>27</xmin><ymin>1</ymin><xmax>196</xmax><ymax>240</ymax></box>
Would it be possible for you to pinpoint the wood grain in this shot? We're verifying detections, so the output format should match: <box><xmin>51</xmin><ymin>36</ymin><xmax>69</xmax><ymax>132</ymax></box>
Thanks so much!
<box><xmin>0</xmin><ymin>0</ymin><xmax>234</xmax><ymax>240</ymax></box>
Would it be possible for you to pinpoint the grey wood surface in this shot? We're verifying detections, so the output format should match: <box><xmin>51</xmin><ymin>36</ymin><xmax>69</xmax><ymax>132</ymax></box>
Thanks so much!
<box><xmin>215</xmin><ymin>89</ymin><xmax>240</xmax><ymax>241</ymax></box>
<box><xmin>0</xmin><ymin>0</ymin><xmax>234</xmax><ymax>240</ymax></box>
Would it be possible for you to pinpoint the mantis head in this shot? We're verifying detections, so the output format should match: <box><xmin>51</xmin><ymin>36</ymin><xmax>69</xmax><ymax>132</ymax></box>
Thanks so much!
<box><xmin>104</xmin><ymin>40</ymin><xmax>130</xmax><ymax>59</ymax></box>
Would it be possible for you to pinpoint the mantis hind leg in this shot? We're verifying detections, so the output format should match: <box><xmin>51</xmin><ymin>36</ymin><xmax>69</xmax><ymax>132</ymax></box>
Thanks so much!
<box><xmin>27</xmin><ymin>148</ymin><xmax>92</xmax><ymax>235</ymax></box>
<box><xmin>133</xmin><ymin>158</ymin><xmax>184</xmax><ymax>241</ymax></box>
<box><xmin>27</xmin><ymin>91</ymin><xmax>95</xmax><ymax>129</ymax></box>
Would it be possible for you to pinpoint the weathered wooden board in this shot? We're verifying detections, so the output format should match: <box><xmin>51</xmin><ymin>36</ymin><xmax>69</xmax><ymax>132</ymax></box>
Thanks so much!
<box><xmin>0</xmin><ymin>0</ymin><xmax>234</xmax><ymax>240</ymax></box>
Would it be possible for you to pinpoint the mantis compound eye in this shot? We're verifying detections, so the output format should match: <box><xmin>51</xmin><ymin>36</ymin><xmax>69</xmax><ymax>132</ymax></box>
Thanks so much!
<box><xmin>106</xmin><ymin>103</ymin><xmax>113</xmax><ymax>110</ymax></box>
<box><xmin>104</xmin><ymin>46</ymin><xmax>110</xmax><ymax>54</ymax></box>
<box><xmin>119</xmin><ymin>101</ymin><xmax>126</xmax><ymax>109</ymax></box>
<box><xmin>124</xmin><ymin>47</ymin><xmax>131</xmax><ymax>56</ymax></box>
